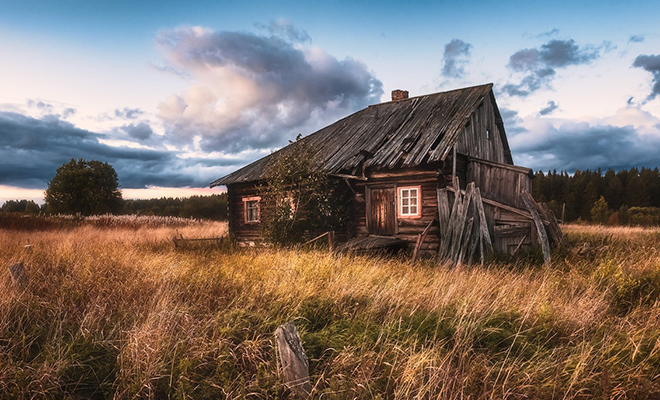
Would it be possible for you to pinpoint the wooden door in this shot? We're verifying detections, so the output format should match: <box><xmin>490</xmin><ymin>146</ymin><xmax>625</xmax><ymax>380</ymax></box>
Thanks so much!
<box><xmin>369</xmin><ymin>188</ymin><xmax>395</xmax><ymax>235</ymax></box>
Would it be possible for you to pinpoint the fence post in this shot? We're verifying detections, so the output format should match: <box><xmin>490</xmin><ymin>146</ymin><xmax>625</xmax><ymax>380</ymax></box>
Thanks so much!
<box><xmin>275</xmin><ymin>322</ymin><xmax>311</xmax><ymax>399</ymax></box>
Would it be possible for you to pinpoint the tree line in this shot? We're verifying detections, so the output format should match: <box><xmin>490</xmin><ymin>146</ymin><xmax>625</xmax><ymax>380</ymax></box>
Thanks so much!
<box><xmin>1</xmin><ymin>194</ymin><xmax>228</xmax><ymax>220</ymax></box>
<box><xmin>532</xmin><ymin>167</ymin><xmax>660</xmax><ymax>225</ymax></box>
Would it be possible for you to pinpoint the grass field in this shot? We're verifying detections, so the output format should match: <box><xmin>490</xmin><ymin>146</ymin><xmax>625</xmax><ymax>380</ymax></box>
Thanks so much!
<box><xmin>1</xmin><ymin>218</ymin><xmax>660</xmax><ymax>399</ymax></box>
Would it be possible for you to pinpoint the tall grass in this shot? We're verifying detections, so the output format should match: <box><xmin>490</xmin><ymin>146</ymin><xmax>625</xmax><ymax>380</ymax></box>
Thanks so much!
<box><xmin>1</xmin><ymin>221</ymin><xmax>660</xmax><ymax>398</ymax></box>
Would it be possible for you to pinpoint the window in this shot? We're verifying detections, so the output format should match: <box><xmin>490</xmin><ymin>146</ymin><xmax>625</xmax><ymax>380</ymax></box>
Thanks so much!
<box><xmin>243</xmin><ymin>196</ymin><xmax>261</xmax><ymax>223</ymax></box>
<box><xmin>398</xmin><ymin>186</ymin><xmax>421</xmax><ymax>218</ymax></box>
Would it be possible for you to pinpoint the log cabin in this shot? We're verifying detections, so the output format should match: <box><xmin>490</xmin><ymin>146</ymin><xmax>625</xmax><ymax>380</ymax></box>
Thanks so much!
<box><xmin>211</xmin><ymin>83</ymin><xmax>561</xmax><ymax>260</ymax></box>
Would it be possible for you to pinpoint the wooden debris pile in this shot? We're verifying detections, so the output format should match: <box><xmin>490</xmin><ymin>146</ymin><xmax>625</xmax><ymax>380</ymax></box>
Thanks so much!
<box><xmin>437</xmin><ymin>179</ymin><xmax>493</xmax><ymax>266</ymax></box>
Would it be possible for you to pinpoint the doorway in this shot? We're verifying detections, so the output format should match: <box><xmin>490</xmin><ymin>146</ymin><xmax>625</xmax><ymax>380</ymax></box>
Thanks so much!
<box><xmin>369</xmin><ymin>187</ymin><xmax>396</xmax><ymax>235</ymax></box>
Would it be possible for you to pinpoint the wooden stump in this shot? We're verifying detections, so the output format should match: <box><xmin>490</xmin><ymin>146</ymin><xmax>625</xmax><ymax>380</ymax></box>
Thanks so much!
<box><xmin>9</xmin><ymin>262</ymin><xmax>27</xmax><ymax>288</ymax></box>
<box><xmin>275</xmin><ymin>322</ymin><xmax>311</xmax><ymax>399</ymax></box>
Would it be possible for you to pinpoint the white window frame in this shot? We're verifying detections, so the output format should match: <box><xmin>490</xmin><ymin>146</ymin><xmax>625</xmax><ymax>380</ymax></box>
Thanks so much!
<box><xmin>398</xmin><ymin>186</ymin><xmax>421</xmax><ymax>218</ymax></box>
<box><xmin>243</xmin><ymin>196</ymin><xmax>261</xmax><ymax>223</ymax></box>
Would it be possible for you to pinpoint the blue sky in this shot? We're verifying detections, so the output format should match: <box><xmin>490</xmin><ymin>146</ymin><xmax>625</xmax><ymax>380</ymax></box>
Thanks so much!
<box><xmin>1</xmin><ymin>0</ymin><xmax>659</xmax><ymax>201</ymax></box>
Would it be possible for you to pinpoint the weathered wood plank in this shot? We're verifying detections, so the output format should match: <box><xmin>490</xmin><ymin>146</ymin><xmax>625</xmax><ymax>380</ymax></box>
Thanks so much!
<box><xmin>473</xmin><ymin>187</ymin><xmax>493</xmax><ymax>253</ymax></box>
<box><xmin>521</xmin><ymin>191</ymin><xmax>551</xmax><ymax>265</ymax></box>
<box><xmin>275</xmin><ymin>322</ymin><xmax>311</xmax><ymax>399</ymax></box>
<box><xmin>437</xmin><ymin>188</ymin><xmax>450</xmax><ymax>246</ymax></box>
<box><xmin>412</xmin><ymin>218</ymin><xmax>436</xmax><ymax>263</ymax></box>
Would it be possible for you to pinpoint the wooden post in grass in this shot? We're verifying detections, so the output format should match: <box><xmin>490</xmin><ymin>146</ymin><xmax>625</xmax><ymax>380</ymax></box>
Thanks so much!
<box><xmin>9</xmin><ymin>262</ymin><xmax>27</xmax><ymax>288</ymax></box>
<box><xmin>275</xmin><ymin>322</ymin><xmax>311</xmax><ymax>399</ymax></box>
<box><xmin>327</xmin><ymin>231</ymin><xmax>335</xmax><ymax>253</ymax></box>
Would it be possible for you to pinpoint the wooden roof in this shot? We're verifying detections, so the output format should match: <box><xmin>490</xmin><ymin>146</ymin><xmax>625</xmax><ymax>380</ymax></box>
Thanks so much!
<box><xmin>212</xmin><ymin>83</ymin><xmax>498</xmax><ymax>187</ymax></box>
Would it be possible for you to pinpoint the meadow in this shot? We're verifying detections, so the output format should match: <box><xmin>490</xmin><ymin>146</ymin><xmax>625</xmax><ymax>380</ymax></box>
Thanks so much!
<box><xmin>1</xmin><ymin>217</ymin><xmax>660</xmax><ymax>399</ymax></box>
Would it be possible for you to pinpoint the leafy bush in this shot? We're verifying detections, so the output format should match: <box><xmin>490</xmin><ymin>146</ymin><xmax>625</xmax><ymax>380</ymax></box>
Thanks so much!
<box><xmin>628</xmin><ymin>207</ymin><xmax>660</xmax><ymax>226</ymax></box>
<box><xmin>260</xmin><ymin>138</ymin><xmax>351</xmax><ymax>245</ymax></box>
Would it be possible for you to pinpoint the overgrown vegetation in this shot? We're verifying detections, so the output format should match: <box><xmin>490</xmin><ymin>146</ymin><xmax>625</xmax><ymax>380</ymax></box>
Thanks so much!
<box><xmin>259</xmin><ymin>138</ymin><xmax>351</xmax><ymax>245</ymax></box>
<box><xmin>2</xmin><ymin>220</ymin><xmax>660</xmax><ymax>398</ymax></box>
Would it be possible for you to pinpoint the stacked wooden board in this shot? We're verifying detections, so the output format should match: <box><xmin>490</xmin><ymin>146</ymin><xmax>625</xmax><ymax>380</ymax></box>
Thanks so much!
<box><xmin>437</xmin><ymin>179</ymin><xmax>493</xmax><ymax>266</ymax></box>
<box><xmin>438</xmin><ymin>180</ymin><xmax>564</xmax><ymax>266</ymax></box>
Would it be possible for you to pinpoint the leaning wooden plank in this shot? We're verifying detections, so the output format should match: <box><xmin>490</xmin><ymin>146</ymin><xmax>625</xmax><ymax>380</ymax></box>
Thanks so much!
<box><xmin>448</xmin><ymin>183</ymin><xmax>475</xmax><ymax>264</ymax></box>
<box><xmin>436</xmin><ymin>188</ymin><xmax>450</xmax><ymax>244</ymax></box>
<box><xmin>275</xmin><ymin>322</ymin><xmax>311</xmax><ymax>399</ymax></box>
<box><xmin>521</xmin><ymin>191</ymin><xmax>551</xmax><ymax>266</ymax></box>
<box><xmin>473</xmin><ymin>187</ymin><xmax>493</xmax><ymax>252</ymax></box>
<box><xmin>540</xmin><ymin>203</ymin><xmax>566</xmax><ymax>246</ymax></box>
<box><xmin>412</xmin><ymin>218</ymin><xmax>436</xmax><ymax>263</ymax></box>
<box><xmin>457</xmin><ymin>217</ymin><xmax>475</xmax><ymax>265</ymax></box>
<box><xmin>440</xmin><ymin>188</ymin><xmax>462</xmax><ymax>260</ymax></box>
<box><xmin>511</xmin><ymin>234</ymin><xmax>528</xmax><ymax>257</ymax></box>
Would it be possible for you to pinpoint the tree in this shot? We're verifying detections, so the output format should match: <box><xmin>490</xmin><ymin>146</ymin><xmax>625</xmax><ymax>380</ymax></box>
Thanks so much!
<box><xmin>45</xmin><ymin>159</ymin><xmax>122</xmax><ymax>215</ymax></box>
<box><xmin>1</xmin><ymin>199</ymin><xmax>41</xmax><ymax>214</ymax></box>
<box><xmin>590</xmin><ymin>196</ymin><xmax>610</xmax><ymax>224</ymax></box>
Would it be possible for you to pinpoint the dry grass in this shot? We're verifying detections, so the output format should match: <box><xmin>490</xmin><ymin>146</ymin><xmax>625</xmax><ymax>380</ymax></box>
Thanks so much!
<box><xmin>1</xmin><ymin>221</ymin><xmax>660</xmax><ymax>399</ymax></box>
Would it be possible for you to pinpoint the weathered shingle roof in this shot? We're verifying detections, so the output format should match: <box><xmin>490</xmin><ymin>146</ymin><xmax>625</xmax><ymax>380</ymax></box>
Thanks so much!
<box><xmin>211</xmin><ymin>83</ymin><xmax>496</xmax><ymax>187</ymax></box>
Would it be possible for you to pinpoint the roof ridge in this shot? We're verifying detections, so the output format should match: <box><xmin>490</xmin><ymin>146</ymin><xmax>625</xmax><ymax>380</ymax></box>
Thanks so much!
<box><xmin>368</xmin><ymin>82</ymin><xmax>493</xmax><ymax>107</ymax></box>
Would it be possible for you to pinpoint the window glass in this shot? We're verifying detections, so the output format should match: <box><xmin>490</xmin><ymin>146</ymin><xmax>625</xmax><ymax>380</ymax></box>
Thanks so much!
<box><xmin>399</xmin><ymin>187</ymin><xmax>420</xmax><ymax>217</ymax></box>
<box><xmin>245</xmin><ymin>198</ymin><xmax>260</xmax><ymax>222</ymax></box>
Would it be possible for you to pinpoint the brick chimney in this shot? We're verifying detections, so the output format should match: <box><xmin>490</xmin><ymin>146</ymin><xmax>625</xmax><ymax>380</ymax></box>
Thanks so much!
<box><xmin>391</xmin><ymin>89</ymin><xmax>409</xmax><ymax>101</ymax></box>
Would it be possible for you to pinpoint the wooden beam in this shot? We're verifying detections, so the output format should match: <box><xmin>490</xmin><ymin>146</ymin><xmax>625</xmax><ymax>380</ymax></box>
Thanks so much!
<box><xmin>511</xmin><ymin>234</ymin><xmax>528</xmax><ymax>257</ymax></box>
<box><xmin>467</xmin><ymin>156</ymin><xmax>534</xmax><ymax>176</ymax></box>
<box><xmin>329</xmin><ymin>173</ymin><xmax>368</xmax><ymax>181</ymax></box>
<box><xmin>446</xmin><ymin>185</ymin><xmax>547</xmax><ymax>223</ymax></box>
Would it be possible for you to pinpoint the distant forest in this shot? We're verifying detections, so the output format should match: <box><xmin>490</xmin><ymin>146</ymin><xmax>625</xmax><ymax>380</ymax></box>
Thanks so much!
<box><xmin>3</xmin><ymin>167</ymin><xmax>660</xmax><ymax>225</ymax></box>
<box><xmin>532</xmin><ymin>167</ymin><xmax>660</xmax><ymax>225</ymax></box>
<box><xmin>0</xmin><ymin>193</ymin><xmax>228</xmax><ymax>221</ymax></box>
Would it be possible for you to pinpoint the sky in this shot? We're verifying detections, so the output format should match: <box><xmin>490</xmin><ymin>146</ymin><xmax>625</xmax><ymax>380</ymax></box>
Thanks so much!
<box><xmin>1</xmin><ymin>0</ymin><xmax>660</xmax><ymax>203</ymax></box>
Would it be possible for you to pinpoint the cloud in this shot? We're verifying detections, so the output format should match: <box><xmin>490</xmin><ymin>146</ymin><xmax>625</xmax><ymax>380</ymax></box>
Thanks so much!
<box><xmin>256</xmin><ymin>18</ymin><xmax>311</xmax><ymax>44</ymax></box>
<box><xmin>538</xmin><ymin>29</ymin><xmax>559</xmax><ymax>38</ymax></box>
<box><xmin>441</xmin><ymin>39</ymin><xmax>472</xmax><ymax>79</ymax></box>
<box><xmin>62</xmin><ymin>108</ymin><xmax>76</xmax><ymax>118</ymax></box>
<box><xmin>628</xmin><ymin>35</ymin><xmax>645</xmax><ymax>43</ymax></box>
<box><xmin>507</xmin><ymin>108</ymin><xmax>660</xmax><ymax>172</ymax></box>
<box><xmin>114</xmin><ymin>107</ymin><xmax>144</xmax><ymax>119</ymax></box>
<box><xmin>632</xmin><ymin>54</ymin><xmax>660</xmax><ymax>100</ymax></box>
<box><xmin>539</xmin><ymin>101</ymin><xmax>558</xmax><ymax>115</ymax></box>
<box><xmin>120</xmin><ymin>122</ymin><xmax>153</xmax><ymax>140</ymax></box>
<box><xmin>0</xmin><ymin>111</ymin><xmax>248</xmax><ymax>189</ymax></box>
<box><xmin>26</xmin><ymin>99</ymin><xmax>54</xmax><ymax>114</ymax></box>
<box><xmin>502</xmin><ymin>39</ymin><xmax>602</xmax><ymax>97</ymax></box>
<box><xmin>154</xmin><ymin>25</ymin><xmax>383</xmax><ymax>153</ymax></box>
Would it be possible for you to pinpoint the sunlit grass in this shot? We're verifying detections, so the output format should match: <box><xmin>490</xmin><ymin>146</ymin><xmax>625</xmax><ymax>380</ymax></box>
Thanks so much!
<box><xmin>1</xmin><ymin>221</ymin><xmax>660</xmax><ymax>398</ymax></box>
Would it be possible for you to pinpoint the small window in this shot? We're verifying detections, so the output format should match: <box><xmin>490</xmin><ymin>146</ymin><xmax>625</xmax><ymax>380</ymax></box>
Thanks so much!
<box><xmin>486</xmin><ymin>129</ymin><xmax>490</xmax><ymax>139</ymax></box>
<box><xmin>398</xmin><ymin>186</ymin><xmax>421</xmax><ymax>218</ymax></box>
<box><xmin>243</xmin><ymin>196</ymin><xmax>261</xmax><ymax>223</ymax></box>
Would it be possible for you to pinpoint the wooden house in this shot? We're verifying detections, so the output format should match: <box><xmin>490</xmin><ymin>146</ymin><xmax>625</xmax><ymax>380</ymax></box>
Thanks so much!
<box><xmin>211</xmin><ymin>83</ymin><xmax>561</xmax><ymax>261</ymax></box>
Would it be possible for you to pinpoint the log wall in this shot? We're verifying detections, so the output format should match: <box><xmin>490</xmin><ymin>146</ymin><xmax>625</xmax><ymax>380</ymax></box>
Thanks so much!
<box><xmin>352</xmin><ymin>166</ymin><xmax>443</xmax><ymax>251</ymax></box>
<box><xmin>227</xmin><ymin>183</ymin><xmax>265</xmax><ymax>244</ymax></box>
